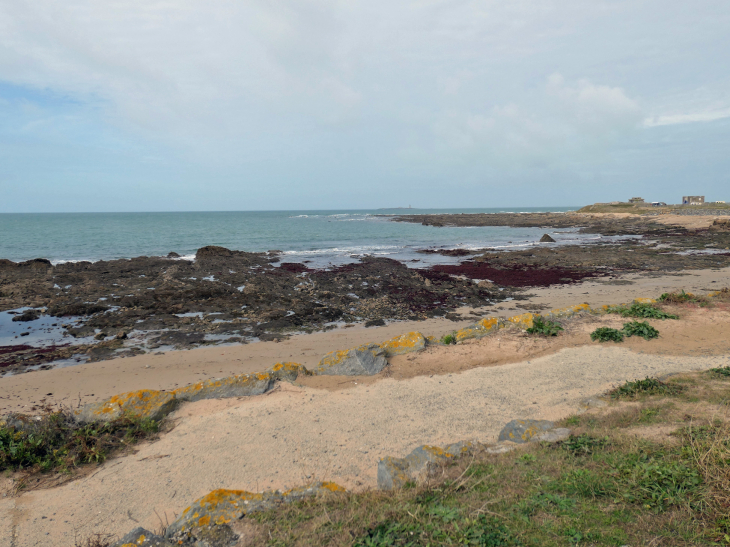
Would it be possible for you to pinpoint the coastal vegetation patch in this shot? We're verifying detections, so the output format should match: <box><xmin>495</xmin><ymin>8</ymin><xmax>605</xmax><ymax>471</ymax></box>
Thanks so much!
<box><xmin>525</xmin><ymin>316</ymin><xmax>563</xmax><ymax>336</ymax></box>
<box><xmin>607</xmin><ymin>302</ymin><xmax>679</xmax><ymax>320</ymax></box>
<box><xmin>590</xmin><ymin>321</ymin><xmax>660</xmax><ymax>343</ymax></box>
<box><xmin>229</xmin><ymin>371</ymin><xmax>730</xmax><ymax>546</ymax></box>
<box><xmin>0</xmin><ymin>410</ymin><xmax>159</xmax><ymax>478</ymax></box>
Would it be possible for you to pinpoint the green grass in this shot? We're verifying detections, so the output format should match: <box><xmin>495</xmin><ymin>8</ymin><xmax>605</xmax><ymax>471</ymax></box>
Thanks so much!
<box><xmin>0</xmin><ymin>411</ymin><xmax>159</xmax><ymax>474</ymax></box>
<box><xmin>708</xmin><ymin>366</ymin><xmax>730</xmax><ymax>378</ymax></box>
<box><xmin>526</xmin><ymin>316</ymin><xmax>564</xmax><ymax>337</ymax></box>
<box><xmin>658</xmin><ymin>290</ymin><xmax>710</xmax><ymax>306</ymax></box>
<box><xmin>241</xmin><ymin>372</ymin><xmax>730</xmax><ymax>546</ymax></box>
<box><xmin>609</xmin><ymin>378</ymin><xmax>684</xmax><ymax>399</ymax></box>
<box><xmin>607</xmin><ymin>302</ymin><xmax>678</xmax><ymax>320</ymax></box>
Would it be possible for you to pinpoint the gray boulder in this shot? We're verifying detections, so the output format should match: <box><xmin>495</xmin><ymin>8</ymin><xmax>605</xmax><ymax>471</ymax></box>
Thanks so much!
<box><xmin>530</xmin><ymin>428</ymin><xmax>571</xmax><ymax>443</ymax></box>
<box><xmin>540</xmin><ymin>234</ymin><xmax>556</xmax><ymax>243</ymax></box>
<box><xmin>172</xmin><ymin>372</ymin><xmax>275</xmax><ymax>402</ymax></box>
<box><xmin>378</xmin><ymin>441</ymin><xmax>481</xmax><ymax>490</ymax></box>
<box><xmin>74</xmin><ymin>390</ymin><xmax>178</xmax><ymax>424</ymax></box>
<box><xmin>316</xmin><ymin>343</ymin><xmax>388</xmax><ymax>375</ymax></box>
<box><xmin>498</xmin><ymin>419</ymin><xmax>556</xmax><ymax>443</ymax></box>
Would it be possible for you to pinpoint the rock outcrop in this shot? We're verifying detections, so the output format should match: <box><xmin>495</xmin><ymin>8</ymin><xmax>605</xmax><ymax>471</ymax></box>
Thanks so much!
<box><xmin>74</xmin><ymin>389</ymin><xmax>178</xmax><ymax>424</ymax></box>
<box><xmin>164</xmin><ymin>483</ymin><xmax>346</xmax><ymax>543</ymax></box>
<box><xmin>316</xmin><ymin>343</ymin><xmax>389</xmax><ymax>375</ymax></box>
<box><xmin>380</xmin><ymin>331</ymin><xmax>426</xmax><ymax>357</ymax></box>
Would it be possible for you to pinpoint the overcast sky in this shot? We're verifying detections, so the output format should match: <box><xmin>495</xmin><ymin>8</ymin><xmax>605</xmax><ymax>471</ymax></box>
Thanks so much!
<box><xmin>1</xmin><ymin>0</ymin><xmax>728</xmax><ymax>212</ymax></box>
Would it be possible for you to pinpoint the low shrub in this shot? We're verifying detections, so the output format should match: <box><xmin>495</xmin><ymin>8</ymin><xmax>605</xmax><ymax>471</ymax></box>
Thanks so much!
<box><xmin>608</xmin><ymin>302</ymin><xmax>678</xmax><ymax>320</ymax></box>
<box><xmin>659</xmin><ymin>290</ymin><xmax>709</xmax><ymax>306</ymax></box>
<box><xmin>526</xmin><ymin>316</ymin><xmax>564</xmax><ymax>337</ymax></box>
<box><xmin>0</xmin><ymin>411</ymin><xmax>159</xmax><ymax>474</ymax></box>
<box><xmin>590</xmin><ymin>327</ymin><xmax>624</xmax><ymax>342</ymax></box>
<box><xmin>622</xmin><ymin>320</ymin><xmax>660</xmax><ymax>340</ymax></box>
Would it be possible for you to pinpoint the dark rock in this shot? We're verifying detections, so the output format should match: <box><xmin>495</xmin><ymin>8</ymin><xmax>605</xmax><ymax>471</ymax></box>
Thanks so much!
<box><xmin>364</xmin><ymin>318</ymin><xmax>385</xmax><ymax>327</ymax></box>
<box><xmin>540</xmin><ymin>234</ymin><xmax>556</xmax><ymax>243</ymax></box>
<box><xmin>167</xmin><ymin>252</ymin><xmax>181</xmax><ymax>258</ymax></box>
<box><xmin>11</xmin><ymin>309</ymin><xmax>40</xmax><ymax>322</ymax></box>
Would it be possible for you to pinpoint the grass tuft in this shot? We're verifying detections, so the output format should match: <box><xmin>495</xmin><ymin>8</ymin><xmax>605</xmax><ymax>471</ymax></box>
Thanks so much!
<box><xmin>609</xmin><ymin>377</ymin><xmax>684</xmax><ymax>399</ymax></box>
<box><xmin>659</xmin><ymin>290</ymin><xmax>710</xmax><ymax>306</ymax></box>
<box><xmin>441</xmin><ymin>332</ymin><xmax>457</xmax><ymax>345</ymax></box>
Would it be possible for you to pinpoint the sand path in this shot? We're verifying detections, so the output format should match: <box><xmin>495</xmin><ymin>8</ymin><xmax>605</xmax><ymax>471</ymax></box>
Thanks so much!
<box><xmin>3</xmin><ymin>343</ymin><xmax>730</xmax><ymax>546</ymax></box>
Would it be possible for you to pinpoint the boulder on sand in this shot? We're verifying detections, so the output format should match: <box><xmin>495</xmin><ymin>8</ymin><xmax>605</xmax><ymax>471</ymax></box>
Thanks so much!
<box><xmin>316</xmin><ymin>343</ymin><xmax>388</xmax><ymax>375</ymax></box>
<box><xmin>74</xmin><ymin>389</ymin><xmax>178</xmax><ymax>424</ymax></box>
<box><xmin>380</xmin><ymin>332</ymin><xmax>426</xmax><ymax>357</ymax></box>
<box><xmin>172</xmin><ymin>372</ymin><xmax>275</xmax><ymax>403</ymax></box>
<box><xmin>111</xmin><ymin>527</ymin><xmax>174</xmax><ymax>547</ymax></box>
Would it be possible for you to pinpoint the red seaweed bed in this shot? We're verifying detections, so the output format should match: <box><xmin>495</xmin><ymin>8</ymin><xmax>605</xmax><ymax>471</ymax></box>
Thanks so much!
<box><xmin>428</xmin><ymin>262</ymin><xmax>603</xmax><ymax>287</ymax></box>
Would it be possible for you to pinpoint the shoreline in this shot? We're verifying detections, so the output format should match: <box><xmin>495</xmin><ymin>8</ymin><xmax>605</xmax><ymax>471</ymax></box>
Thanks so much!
<box><xmin>2</xmin><ymin>265</ymin><xmax>728</xmax><ymax>414</ymax></box>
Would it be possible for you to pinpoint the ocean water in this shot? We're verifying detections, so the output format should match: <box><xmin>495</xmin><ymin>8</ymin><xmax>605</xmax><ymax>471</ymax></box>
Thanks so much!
<box><xmin>0</xmin><ymin>207</ymin><xmax>596</xmax><ymax>267</ymax></box>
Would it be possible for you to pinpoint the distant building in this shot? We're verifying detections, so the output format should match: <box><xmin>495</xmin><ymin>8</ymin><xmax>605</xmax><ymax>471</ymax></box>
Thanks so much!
<box><xmin>682</xmin><ymin>196</ymin><xmax>705</xmax><ymax>205</ymax></box>
<box><xmin>651</xmin><ymin>202</ymin><xmax>667</xmax><ymax>207</ymax></box>
<box><xmin>628</xmin><ymin>197</ymin><xmax>645</xmax><ymax>203</ymax></box>
<box><xmin>714</xmin><ymin>201</ymin><xmax>726</xmax><ymax>204</ymax></box>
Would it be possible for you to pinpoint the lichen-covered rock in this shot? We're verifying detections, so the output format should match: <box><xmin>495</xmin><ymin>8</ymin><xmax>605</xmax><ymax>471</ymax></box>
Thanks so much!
<box><xmin>378</xmin><ymin>441</ymin><xmax>481</xmax><ymax>490</ymax></box>
<box><xmin>112</xmin><ymin>527</ymin><xmax>174</xmax><ymax>547</ymax></box>
<box><xmin>316</xmin><ymin>343</ymin><xmax>388</xmax><ymax>375</ymax></box>
<box><xmin>172</xmin><ymin>372</ymin><xmax>274</xmax><ymax>402</ymax></box>
<box><xmin>165</xmin><ymin>482</ymin><xmax>345</xmax><ymax>540</ymax></box>
<box><xmin>506</xmin><ymin>313</ymin><xmax>536</xmax><ymax>329</ymax></box>
<box><xmin>74</xmin><ymin>390</ymin><xmax>178</xmax><ymax>424</ymax></box>
<box><xmin>266</xmin><ymin>362</ymin><xmax>311</xmax><ymax>382</ymax></box>
<box><xmin>546</xmin><ymin>303</ymin><xmax>593</xmax><ymax>320</ymax></box>
<box><xmin>454</xmin><ymin>317</ymin><xmax>502</xmax><ymax>343</ymax></box>
<box><xmin>498</xmin><ymin>419</ymin><xmax>555</xmax><ymax>443</ymax></box>
<box><xmin>530</xmin><ymin>428</ymin><xmax>571</xmax><ymax>443</ymax></box>
<box><xmin>380</xmin><ymin>332</ymin><xmax>426</xmax><ymax>357</ymax></box>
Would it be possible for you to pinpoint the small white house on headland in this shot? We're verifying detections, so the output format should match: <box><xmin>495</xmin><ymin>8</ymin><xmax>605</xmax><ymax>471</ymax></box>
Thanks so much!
<box><xmin>682</xmin><ymin>196</ymin><xmax>705</xmax><ymax>205</ymax></box>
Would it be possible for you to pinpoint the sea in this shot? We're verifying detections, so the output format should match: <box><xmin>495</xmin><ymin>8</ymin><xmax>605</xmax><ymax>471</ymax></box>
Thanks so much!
<box><xmin>0</xmin><ymin>207</ymin><xmax>602</xmax><ymax>268</ymax></box>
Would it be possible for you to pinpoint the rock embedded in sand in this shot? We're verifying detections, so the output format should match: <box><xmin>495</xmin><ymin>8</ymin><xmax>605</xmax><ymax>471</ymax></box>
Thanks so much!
<box><xmin>266</xmin><ymin>361</ymin><xmax>311</xmax><ymax>382</ymax></box>
<box><xmin>316</xmin><ymin>343</ymin><xmax>389</xmax><ymax>375</ymax></box>
<box><xmin>111</xmin><ymin>527</ymin><xmax>174</xmax><ymax>547</ymax></box>
<box><xmin>380</xmin><ymin>331</ymin><xmax>426</xmax><ymax>357</ymax></box>
<box><xmin>172</xmin><ymin>372</ymin><xmax>275</xmax><ymax>403</ymax></box>
<box><xmin>164</xmin><ymin>483</ymin><xmax>346</xmax><ymax>541</ymax></box>
<box><xmin>74</xmin><ymin>389</ymin><xmax>178</xmax><ymax>424</ymax></box>
<box><xmin>498</xmin><ymin>419</ymin><xmax>556</xmax><ymax>443</ymax></box>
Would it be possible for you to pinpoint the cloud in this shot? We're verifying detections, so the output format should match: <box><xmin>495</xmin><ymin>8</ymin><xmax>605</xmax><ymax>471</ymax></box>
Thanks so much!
<box><xmin>643</xmin><ymin>107</ymin><xmax>730</xmax><ymax>127</ymax></box>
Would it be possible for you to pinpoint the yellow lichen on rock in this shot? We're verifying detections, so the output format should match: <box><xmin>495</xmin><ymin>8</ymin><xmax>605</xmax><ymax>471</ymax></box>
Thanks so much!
<box><xmin>380</xmin><ymin>332</ymin><xmax>426</xmax><ymax>357</ymax></box>
<box><xmin>506</xmin><ymin>312</ymin><xmax>536</xmax><ymax>329</ymax></box>
<box><xmin>172</xmin><ymin>372</ymin><xmax>274</xmax><ymax>402</ymax></box>
<box><xmin>454</xmin><ymin>317</ymin><xmax>503</xmax><ymax>343</ymax></box>
<box><xmin>73</xmin><ymin>389</ymin><xmax>177</xmax><ymax>423</ymax></box>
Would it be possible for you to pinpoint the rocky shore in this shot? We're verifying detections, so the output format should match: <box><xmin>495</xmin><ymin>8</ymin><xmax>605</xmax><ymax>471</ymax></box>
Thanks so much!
<box><xmin>2</xmin><ymin>212</ymin><xmax>730</xmax><ymax>375</ymax></box>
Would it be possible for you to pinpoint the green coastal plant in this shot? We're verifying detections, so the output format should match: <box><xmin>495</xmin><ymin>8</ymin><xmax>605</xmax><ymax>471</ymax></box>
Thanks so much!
<box><xmin>441</xmin><ymin>332</ymin><xmax>457</xmax><ymax>345</ymax></box>
<box><xmin>526</xmin><ymin>316</ymin><xmax>564</xmax><ymax>337</ymax></box>
<box><xmin>659</xmin><ymin>290</ymin><xmax>709</xmax><ymax>306</ymax></box>
<box><xmin>708</xmin><ymin>366</ymin><xmax>730</xmax><ymax>378</ymax></box>
<box><xmin>622</xmin><ymin>320</ymin><xmax>660</xmax><ymax>340</ymax></box>
<box><xmin>591</xmin><ymin>321</ymin><xmax>660</xmax><ymax>343</ymax></box>
<box><xmin>590</xmin><ymin>327</ymin><xmax>624</xmax><ymax>342</ymax></box>
<box><xmin>608</xmin><ymin>302</ymin><xmax>678</xmax><ymax>320</ymax></box>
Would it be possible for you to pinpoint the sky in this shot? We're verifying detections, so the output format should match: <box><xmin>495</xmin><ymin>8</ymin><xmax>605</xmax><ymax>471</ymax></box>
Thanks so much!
<box><xmin>0</xmin><ymin>0</ymin><xmax>729</xmax><ymax>212</ymax></box>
